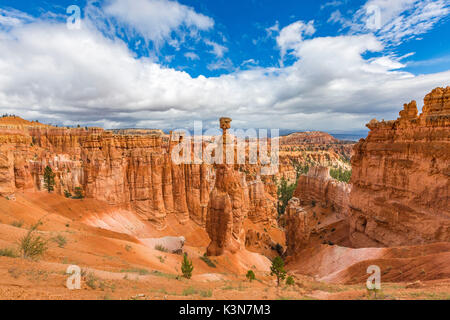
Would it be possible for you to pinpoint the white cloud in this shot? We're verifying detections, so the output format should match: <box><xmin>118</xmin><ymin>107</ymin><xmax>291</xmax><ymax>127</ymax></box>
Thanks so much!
<box><xmin>184</xmin><ymin>52</ymin><xmax>199</xmax><ymax>60</ymax></box>
<box><xmin>0</xmin><ymin>8</ymin><xmax>448</xmax><ymax>131</ymax></box>
<box><xmin>321</xmin><ymin>1</ymin><xmax>344</xmax><ymax>10</ymax></box>
<box><xmin>331</xmin><ymin>0</ymin><xmax>450</xmax><ymax>45</ymax></box>
<box><xmin>0</xmin><ymin>8</ymin><xmax>34</xmax><ymax>28</ymax></box>
<box><xmin>102</xmin><ymin>0</ymin><xmax>214</xmax><ymax>47</ymax></box>
<box><xmin>241</xmin><ymin>59</ymin><xmax>257</xmax><ymax>67</ymax></box>
<box><xmin>204</xmin><ymin>39</ymin><xmax>228</xmax><ymax>58</ymax></box>
<box><xmin>328</xmin><ymin>10</ymin><xmax>346</xmax><ymax>25</ymax></box>
<box><xmin>266</xmin><ymin>21</ymin><xmax>280</xmax><ymax>37</ymax></box>
<box><xmin>207</xmin><ymin>58</ymin><xmax>234</xmax><ymax>71</ymax></box>
<box><xmin>276</xmin><ymin>20</ymin><xmax>316</xmax><ymax>64</ymax></box>
<box><xmin>375</xmin><ymin>0</ymin><xmax>450</xmax><ymax>44</ymax></box>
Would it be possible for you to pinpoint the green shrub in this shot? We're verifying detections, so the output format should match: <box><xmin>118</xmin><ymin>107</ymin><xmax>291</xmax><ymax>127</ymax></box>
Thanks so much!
<box><xmin>154</xmin><ymin>244</ymin><xmax>168</xmax><ymax>252</ymax></box>
<box><xmin>330</xmin><ymin>168</ymin><xmax>352</xmax><ymax>183</ymax></box>
<box><xmin>292</xmin><ymin>160</ymin><xmax>310</xmax><ymax>179</ymax></box>
<box><xmin>11</xmin><ymin>220</ymin><xmax>24</xmax><ymax>228</ymax></box>
<box><xmin>200</xmin><ymin>290</ymin><xmax>212</xmax><ymax>298</ymax></box>
<box><xmin>73</xmin><ymin>187</ymin><xmax>84</xmax><ymax>199</ymax></box>
<box><xmin>64</xmin><ymin>190</ymin><xmax>72</xmax><ymax>198</ymax></box>
<box><xmin>181</xmin><ymin>253</ymin><xmax>194</xmax><ymax>279</ymax></box>
<box><xmin>0</xmin><ymin>248</ymin><xmax>18</xmax><ymax>258</ymax></box>
<box><xmin>200</xmin><ymin>254</ymin><xmax>216</xmax><ymax>268</ymax></box>
<box><xmin>52</xmin><ymin>234</ymin><xmax>67</xmax><ymax>248</ymax></box>
<box><xmin>246</xmin><ymin>270</ymin><xmax>256</xmax><ymax>282</ymax></box>
<box><xmin>86</xmin><ymin>273</ymin><xmax>98</xmax><ymax>289</ymax></box>
<box><xmin>182</xmin><ymin>286</ymin><xmax>197</xmax><ymax>296</ymax></box>
<box><xmin>151</xmin><ymin>270</ymin><xmax>178</xmax><ymax>279</ymax></box>
<box><xmin>19</xmin><ymin>221</ymin><xmax>48</xmax><ymax>259</ymax></box>
<box><xmin>120</xmin><ymin>268</ymin><xmax>150</xmax><ymax>275</ymax></box>
<box><xmin>286</xmin><ymin>276</ymin><xmax>295</xmax><ymax>286</ymax></box>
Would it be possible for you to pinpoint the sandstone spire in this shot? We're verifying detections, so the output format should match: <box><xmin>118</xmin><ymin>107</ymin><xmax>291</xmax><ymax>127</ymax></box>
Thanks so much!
<box><xmin>205</xmin><ymin>118</ymin><xmax>245</xmax><ymax>256</ymax></box>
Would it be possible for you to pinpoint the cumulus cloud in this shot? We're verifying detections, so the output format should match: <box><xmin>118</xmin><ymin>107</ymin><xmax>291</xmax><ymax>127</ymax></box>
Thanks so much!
<box><xmin>102</xmin><ymin>0</ymin><xmax>214</xmax><ymax>47</ymax></box>
<box><xmin>0</xmin><ymin>18</ymin><xmax>448</xmax><ymax>131</ymax></box>
<box><xmin>0</xmin><ymin>3</ymin><xmax>448</xmax><ymax>132</ymax></box>
<box><xmin>276</xmin><ymin>20</ymin><xmax>316</xmax><ymax>63</ymax></box>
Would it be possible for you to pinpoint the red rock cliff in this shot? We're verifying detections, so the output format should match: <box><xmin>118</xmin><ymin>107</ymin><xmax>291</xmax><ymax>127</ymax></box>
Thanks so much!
<box><xmin>0</xmin><ymin>117</ymin><xmax>279</xmax><ymax>232</ymax></box>
<box><xmin>0</xmin><ymin>120</ymin><xmax>216</xmax><ymax>228</ymax></box>
<box><xmin>285</xmin><ymin>166</ymin><xmax>351</xmax><ymax>255</ymax></box>
<box><xmin>349</xmin><ymin>87</ymin><xmax>450</xmax><ymax>247</ymax></box>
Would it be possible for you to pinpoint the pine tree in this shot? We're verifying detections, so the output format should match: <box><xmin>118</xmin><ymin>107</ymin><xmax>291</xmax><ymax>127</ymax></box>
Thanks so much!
<box><xmin>277</xmin><ymin>177</ymin><xmax>297</xmax><ymax>216</ymax></box>
<box><xmin>246</xmin><ymin>270</ymin><xmax>256</xmax><ymax>282</ymax></box>
<box><xmin>43</xmin><ymin>166</ymin><xmax>55</xmax><ymax>193</ymax></box>
<box><xmin>181</xmin><ymin>253</ymin><xmax>193</xmax><ymax>279</ymax></box>
<box><xmin>270</xmin><ymin>256</ymin><xmax>287</xmax><ymax>287</ymax></box>
<box><xmin>286</xmin><ymin>276</ymin><xmax>295</xmax><ymax>286</ymax></box>
<box><xmin>73</xmin><ymin>187</ymin><xmax>84</xmax><ymax>199</ymax></box>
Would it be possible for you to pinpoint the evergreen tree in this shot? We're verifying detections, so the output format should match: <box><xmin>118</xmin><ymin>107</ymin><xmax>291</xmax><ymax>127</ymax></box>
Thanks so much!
<box><xmin>292</xmin><ymin>160</ymin><xmax>310</xmax><ymax>179</ymax></box>
<box><xmin>330</xmin><ymin>167</ymin><xmax>352</xmax><ymax>183</ymax></box>
<box><xmin>246</xmin><ymin>270</ymin><xmax>256</xmax><ymax>282</ymax></box>
<box><xmin>270</xmin><ymin>256</ymin><xmax>287</xmax><ymax>287</ymax></box>
<box><xmin>73</xmin><ymin>187</ymin><xmax>84</xmax><ymax>199</ymax></box>
<box><xmin>43</xmin><ymin>166</ymin><xmax>55</xmax><ymax>193</ymax></box>
<box><xmin>277</xmin><ymin>177</ymin><xmax>297</xmax><ymax>216</ymax></box>
<box><xmin>181</xmin><ymin>253</ymin><xmax>194</xmax><ymax>279</ymax></box>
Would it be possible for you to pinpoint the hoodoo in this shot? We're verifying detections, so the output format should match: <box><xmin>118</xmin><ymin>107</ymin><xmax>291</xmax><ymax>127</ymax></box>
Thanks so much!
<box><xmin>205</xmin><ymin>118</ymin><xmax>246</xmax><ymax>256</ymax></box>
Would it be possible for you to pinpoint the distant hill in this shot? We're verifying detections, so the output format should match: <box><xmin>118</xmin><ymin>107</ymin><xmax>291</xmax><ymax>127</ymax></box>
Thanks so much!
<box><xmin>330</xmin><ymin>133</ymin><xmax>366</xmax><ymax>142</ymax></box>
<box><xmin>0</xmin><ymin>116</ymin><xmax>49</xmax><ymax>127</ymax></box>
<box><xmin>279</xmin><ymin>131</ymin><xmax>339</xmax><ymax>145</ymax></box>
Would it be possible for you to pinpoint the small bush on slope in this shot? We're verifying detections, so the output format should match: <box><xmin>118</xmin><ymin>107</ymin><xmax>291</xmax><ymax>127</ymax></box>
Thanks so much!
<box><xmin>0</xmin><ymin>248</ymin><xmax>18</xmax><ymax>258</ymax></box>
<box><xmin>286</xmin><ymin>276</ymin><xmax>295</xmax><ymax>286</ymax></box>
<box><xmin>155</xmin><ymin>244</ymin><xmax>169</xmax><ymax>252</ymax></box>
<box><xmin>52</xmin><ymin>234</ymin><xmax>67</xmax><ymax>248</ymax></box>
<box><xmin>19</xmin><ymin>221</ymin><xmax>48</xmax><ymax>260</ymax></box>
<box><xmin>200</xmin><ymin>254</ymin><xmax>216</xmax><ymax>268</ymax></box>
<box><xmin>246</xmin><ymin>270</ymin><xmax>256</xmax><ymax>282</ymax></box>
<box><xmin>181</xmin><ymin>253</ymin><xmax>194</xmax><ymax>279</ymax></box>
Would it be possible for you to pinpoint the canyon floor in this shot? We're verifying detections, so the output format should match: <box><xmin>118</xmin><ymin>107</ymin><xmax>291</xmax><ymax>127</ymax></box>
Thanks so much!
<box><xmin>1</xmin><ymin>192</ymin><xmax>448</xmax><ymax>300</ymax></box>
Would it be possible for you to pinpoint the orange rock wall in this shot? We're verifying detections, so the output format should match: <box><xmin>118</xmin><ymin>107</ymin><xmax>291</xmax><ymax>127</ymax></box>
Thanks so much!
<box><xmin>349</xmin><ymin>87</ymin><xmax>450</xmax><ymax>247</ymax></box>
<box><xmin>285</xmin><ymin>166</ymin><xmax>351</xmax><ymax>255</ymax></box>
<box><xmin>0</xmin><ymin>122</ymin><xmax>277</xmax><ymax>230</ymax></box>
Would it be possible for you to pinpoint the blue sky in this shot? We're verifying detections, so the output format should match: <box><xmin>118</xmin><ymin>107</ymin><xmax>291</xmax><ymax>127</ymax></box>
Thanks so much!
<box><xmin>0</xmin><ymin>0</ymin><xmax>449</xmax><ymax>131</ymax></box>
